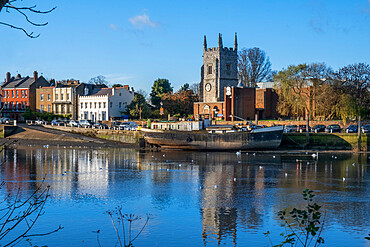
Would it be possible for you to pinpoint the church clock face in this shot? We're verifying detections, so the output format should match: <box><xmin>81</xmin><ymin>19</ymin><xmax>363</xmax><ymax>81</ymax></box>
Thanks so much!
<box><xmin>205</xmin><ymin>83</ymin><xmax>211</xmax><ymax>92</ymax></box>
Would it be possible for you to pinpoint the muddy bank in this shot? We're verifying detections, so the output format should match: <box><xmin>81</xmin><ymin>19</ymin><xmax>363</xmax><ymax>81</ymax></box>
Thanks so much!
<box><xmin>0</xmin><ymin>124</ymin><xmax>138</xmax><ymax>148</ymax></box>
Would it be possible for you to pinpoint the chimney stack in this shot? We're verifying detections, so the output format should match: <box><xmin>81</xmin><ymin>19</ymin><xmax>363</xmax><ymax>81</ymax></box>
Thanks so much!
<box><xmin>16</xmin><ymin>74</ymin><xmax>21</xmax><ymax>79</ymax></box>
<box><xmin>33</xmin><ymin>71</ymin><xmax>38</xmax><ymax>80</ymax></box>
<box><xmin>6</xmin><ymin>72</ymin><xmax>11</xmax><ymax>83</ymax></box>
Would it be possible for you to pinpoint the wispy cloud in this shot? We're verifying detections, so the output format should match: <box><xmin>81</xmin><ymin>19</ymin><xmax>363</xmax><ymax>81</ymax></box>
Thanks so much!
<box><xmin>109</xmin><ymin>24</ymin><xmax>119</xmax><ymax>30</ymax></box>
<box><xmin>104</xmin><ymin>73</ymin><xmax>135</xmax><ymax>84</ymax></box>
<box><xmin>128</xmin><ymin>14</ymin><xmax>159</xmax><ymax>29</ymax></box>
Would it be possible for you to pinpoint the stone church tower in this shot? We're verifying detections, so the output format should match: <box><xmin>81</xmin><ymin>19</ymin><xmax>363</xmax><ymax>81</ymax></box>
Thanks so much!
<box><xmin>200</xmin><ymin>33</ymin><xmax>238</xmax><ymax>103</ymax></box>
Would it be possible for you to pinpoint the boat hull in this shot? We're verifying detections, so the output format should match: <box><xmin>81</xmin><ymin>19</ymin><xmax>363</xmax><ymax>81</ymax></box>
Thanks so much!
<box><xmin>142</xmin><ymin>126</ymin><xmax>284</xmax><ymax>150</ymax></box>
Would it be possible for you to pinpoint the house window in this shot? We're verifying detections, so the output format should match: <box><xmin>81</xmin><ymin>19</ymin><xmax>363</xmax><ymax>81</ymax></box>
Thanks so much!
<box><xmin>61</xmin><ymin>94</ymin><xmax>64</xmax><ymax>100</ymax></box>
<box><xmin>81</xmin><ymin>103</ymin><xmax>83</xmax><ymax>109</ymax></box>
<box><xmin>94</xmin><ymin>102</ymin><xmax>96</xmax><ymax>108</ymax></box>
<box><xmin>6</xmin><ymin>91</ymin><xmax>9</xmax><ymax>98</ymax></box>
<box><xmin>47</xmin><ymin>94</ymin><xmax>51</xmax><ymax>101</ymax></box>
<box><xmin>47</xmin><ymin>105</ymin><xmax>51</xmax><ymax>112</ymax></box>
<box><xmin>25</xmin><ymin>90</ymin><xmax>27</xmax><ymax>98</ymax></box>
<box><xmin>110</xmin><ymin>102</ymin><xmax>112</xmax><ymax>108</ymax></box>
<box><xmin>67</xmin><ymin>93</ymin><xmax>70</xmax><ymax>100</ymax></box>
<box><xmin>226</xmin><ymin>64</ymin><xmax>231</xmax><ymax>70</ymax></box>
<box><xmin>21</xmin><ymin>90</ymin><xmax>24</xmax><ymax>98</ymax></box>
<box><xmin>90</xmin><ymin>102</ymin><xmax>92</xmax><ymax>108</ymax></box>
<box><xmin>40</xmin><ymin>94</ymin><xmax>44</xmax><ymax>101</ymax></box>
<box><xmin>16</xmin><ymin>91</ymin><xmax>19</xmax><ymax>98</ymax></box>
<box><xmin>119</xmin><ymin>102</ymin><xmax>122</xmax><ymax>108</ymax></box>
<box><xmin>208</xmin><ymin>65</ymin><xmax>212</xmax><ymax>74</ymax></box>
<box><xmin>99</xmin><ymin>102</ymin><xmax>101</xmax><ymax>108</ymax></box>
<box><xmin>40</xmin><ymin>105</ymin><xmax>44</xmax><ymax>112</ymax></box>
<box><xmin>55</xmin><ymin>94</ymin><xmax>58</xmax><ymax>100</ymax></box>
<box><xmin>103</xmin><ymin>102</ymin><xmax>106</xmax><ymax>108</ymax></box>
<box><xmin>12</xmin><ymin>91</ymin><xmax>14</xmax><ymax>98</ymax></box>
<box><xmin>85</xmin><ymin>102</ymin><xmax>88</xmax><ymax>108</ymax></box>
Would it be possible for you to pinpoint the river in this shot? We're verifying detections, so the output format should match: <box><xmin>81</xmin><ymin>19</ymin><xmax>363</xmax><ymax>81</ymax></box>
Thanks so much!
<box><xmin>0</xmin><ymin>146</ymin><xmax>369</xmax><ymax>246</ymax></box>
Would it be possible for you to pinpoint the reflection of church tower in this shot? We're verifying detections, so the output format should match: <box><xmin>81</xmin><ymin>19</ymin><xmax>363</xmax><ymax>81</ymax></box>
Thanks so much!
<box><xmin>200</xmin><ymin>33</ymin><xmax>238</xmax><ymax>103</ymax></box>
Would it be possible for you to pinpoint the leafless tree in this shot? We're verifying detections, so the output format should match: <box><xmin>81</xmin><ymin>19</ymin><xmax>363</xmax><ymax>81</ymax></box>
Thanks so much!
<box><xmin>238</xmin><ymin>47</ymin><xmax>272</xmax><ymax>87</ymax></box>
<box><xmin>89</xmin><ymin>75</ymin><xmax>108</xmax><ymax>86</ymax></box>
<box><xmin>0</xmin><ymin>0</ymin><xmax>56</xmax><ymax>38</ymax></box>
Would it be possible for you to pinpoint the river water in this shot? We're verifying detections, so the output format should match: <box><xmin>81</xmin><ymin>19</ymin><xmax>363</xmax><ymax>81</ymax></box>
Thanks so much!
<box><xmin>0</xmin><ymin>146</ymin><xmax>369</xmax><ymax>247</ymax></box>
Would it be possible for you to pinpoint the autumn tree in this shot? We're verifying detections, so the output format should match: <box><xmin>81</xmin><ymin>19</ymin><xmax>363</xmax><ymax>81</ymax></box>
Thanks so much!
<box><xmin>0</xmin><ymin>0</ymin><xmax>56</xmax><ymax>38</ymax></box>
<box><xmin>161</xmin><ymin>83</ymin><xmax>197</xmax><ymax>117</ymax></box>
<box><xmin>150</xmin><ymin>78</ymin><xmax>173</xmax><ymax>108</ymax></box>
<box><xmin>238</xmin><ymin>47</ymin><xmax>272</xmax><ymax>87</ymax></box>
<box><xmin>125</xmin><ymin>93</ymin><xmax>151</xmax><ymax>119</ymax></box>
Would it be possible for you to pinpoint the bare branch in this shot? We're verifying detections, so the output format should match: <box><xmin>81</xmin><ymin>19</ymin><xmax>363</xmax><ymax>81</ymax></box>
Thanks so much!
<box><xmin>0</xmin><ymin>21</ymin><xmax>39</xmax><ymax>38</ymax></box>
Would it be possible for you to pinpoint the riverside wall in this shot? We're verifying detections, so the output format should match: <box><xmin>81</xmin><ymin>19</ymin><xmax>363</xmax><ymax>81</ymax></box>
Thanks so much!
<box><xmin>43</xmin><ymin>125</ymin><xmax>368</xmax><ymax>151</ymax></box>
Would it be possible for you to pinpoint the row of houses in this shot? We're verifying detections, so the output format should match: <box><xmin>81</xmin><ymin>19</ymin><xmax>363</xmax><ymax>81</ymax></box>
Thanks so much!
<box><xmin>1</xmin><ymin>71</ymin><xmax>135</xmax><ymax>121</ymax></box>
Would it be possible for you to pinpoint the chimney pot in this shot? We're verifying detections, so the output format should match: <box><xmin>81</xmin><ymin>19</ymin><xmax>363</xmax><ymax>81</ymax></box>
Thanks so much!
<box><xmin>6</xmin><ymin>72</ymin><xmax>11</xmax><ymax>83</ymax></box>
<box><xmin>16</xmin><ymin>74</ymin><xmax>21</xmax><ymax>79</ymax></box>
<box><xmin>33</xmin><ymin>71</ymin><xmax>38</xmax><ymax>80</ymax></box>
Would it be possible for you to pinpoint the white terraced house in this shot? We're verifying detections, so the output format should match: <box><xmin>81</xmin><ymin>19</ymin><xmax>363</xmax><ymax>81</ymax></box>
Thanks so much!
<box><xmin>78</xmin><ymin>86</ymin><xmax>134</xmax><ymax>121</ymax></box>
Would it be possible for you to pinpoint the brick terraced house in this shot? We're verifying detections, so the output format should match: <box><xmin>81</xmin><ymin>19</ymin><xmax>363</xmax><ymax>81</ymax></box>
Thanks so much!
<box><xmin>1</xmin><ymin>71</ymin><xmax>50</xmax><ymax>121</ymax></box>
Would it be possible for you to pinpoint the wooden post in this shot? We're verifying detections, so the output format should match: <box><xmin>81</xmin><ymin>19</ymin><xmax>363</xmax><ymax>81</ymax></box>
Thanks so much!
<box><xmin>306</xmin><ymin>113</ymin><xmax>309</xmax><ymax>148</ymax></box>
<box><xmin>357</xmin><ymin>116</ymin><xmax>361</xmax><ymax>151</ymax></box>
<box><xmin>255</xmin><ymin>113</ymin><xmax>258</xmax><ymax>125</ymax></box>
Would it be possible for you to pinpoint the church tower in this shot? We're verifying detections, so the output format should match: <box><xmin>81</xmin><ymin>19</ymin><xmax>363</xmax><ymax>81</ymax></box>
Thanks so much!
<box><xmin>200</xmin><ymin>33</ymin><xmax>238</xmax><ymax>102</ymax></box>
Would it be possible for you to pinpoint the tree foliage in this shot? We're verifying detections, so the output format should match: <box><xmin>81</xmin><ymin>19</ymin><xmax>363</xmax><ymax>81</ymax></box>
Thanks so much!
<box><xmin>161</xmin><ymin>83</ymin><xmax>198</xmax><ymax>118</ymax></box>
<box><xmin>112</xmin><ymin>83</ymin><xmax>123</xmax><ymax>88</ymax></box>
<box><xmin>150</xmin><ymin>78</ymin><xmax>173</xmax><ymax>108</ymax></box>
<box><xmin>125</xmin><ymin>93</ymin><xmax>151</xmax><ymax>119</ymax></box>
<box><xmin>238</xmin><ymin>47</ymin><xmax>272</xmax><ymax>87</ymax></box>
<box><xmin>0</xmin><ymin>0</ymin><xmax>56</xmax><ymax>38</ymax></box>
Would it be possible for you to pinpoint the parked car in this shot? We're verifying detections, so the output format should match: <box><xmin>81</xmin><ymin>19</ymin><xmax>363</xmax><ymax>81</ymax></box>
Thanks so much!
<box><xmin>311</xmin><ymin>125</ymin><xmax>326</xmax><ymax>133</ymax></box>
<box><xmin>345</xmin><ymin>124</ymin><xmax>358</xmax><ymax>133</ymax></box>
<box><xmin>119</xmin><ymin>121</ymin><xmax>138</xmax><ymax>130</ymax></box>
<box><xmin>110</xmin><ymin>121</ymin><xmax>122</xmax><ymax>130</ymax></box>
<box><xmin>0</xmin><ymin>117</ymin><xmax>10</xmax><ymax>124</ymax></box>
<box><xmin>325</xmin><ymin>124</ymin><xmax>341</xmax><ymax>133</ymax></box>
<box><xmin>297</xmin><ymin>124</ymin><xmax>308</xmax><ymax>133</ymax></box>
<box><xmin>79</xmin><ymin>119</ymin><xmax>93</xmax><ymax>128</ymax></box>
<box><xmin>93</xmin><ymin>122</ymin><xmax>108</xmax><ymax>129</ymax></box>
<box><xmin>51</xmin><ymin>120</ymin><xmax>64</xmax><ymax>126</ymax></box>
<box><xmin>68</xmin><ymin>120</ymin><xmax>80</xmax><ymax>127</ymax></box>
<box><xmin>361</xmin><ymin>124</ymin><xmax>370</xmax><ymax>133</ymax></box>
<box><xmin>284</xmin><ymin>125</ymin><xmax>297</xmax><ymax>133</ymax></box>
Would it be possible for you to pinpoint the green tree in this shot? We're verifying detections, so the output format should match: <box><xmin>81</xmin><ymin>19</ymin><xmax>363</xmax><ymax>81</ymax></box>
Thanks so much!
<box><xmin>150</xmin><ymin>78</ymin><xmax>173</xmax><ymax>108</ymax></box>
<box><xmin>125</xmin><ymin>93</ymin><xmax>151</xmax><ymax>119</ymax></box>
<box><xmin>274</xmin><ymin>63</ymin><xmax>332</xmax><ymax>118</ymax></box>
<box><xmin>112</xmin><ymin>83</ymin><xmax>123</xmax><ymax>88</ymax></box>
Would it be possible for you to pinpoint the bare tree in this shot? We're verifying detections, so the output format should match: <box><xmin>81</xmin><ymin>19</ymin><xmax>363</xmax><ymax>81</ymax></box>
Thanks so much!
<box><xmin>238</xmin><ymin>47</ymin><xmax>272</xmax><ymax>87</ymax></box>
<box><xmin>89</xmin><ymin>75</ymin><xmax>108</xmax><ymax>86</ymax></box>
<box><xmin>0</xmin><ymin>0</ymin><xmax>56</xmax><ymax>38</ymax></box>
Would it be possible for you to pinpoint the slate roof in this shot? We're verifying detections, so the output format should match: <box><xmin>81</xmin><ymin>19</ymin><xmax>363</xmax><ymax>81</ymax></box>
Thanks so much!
<box><xmin>2</xmin><ymin>76</ymin><xmax>37</xmax><ymax>89</ymax></box>
<box><xmin>90</xmin><ymin>88</ymin><xmax>113</xmax><ymax>97</ymax></box>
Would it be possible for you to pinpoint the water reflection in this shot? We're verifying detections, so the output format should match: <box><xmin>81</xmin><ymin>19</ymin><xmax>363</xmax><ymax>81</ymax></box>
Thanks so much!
<box><xmin>0</xmin><ymin>147</ymin><xmax>369</xmax><ymax>246</ymax></box>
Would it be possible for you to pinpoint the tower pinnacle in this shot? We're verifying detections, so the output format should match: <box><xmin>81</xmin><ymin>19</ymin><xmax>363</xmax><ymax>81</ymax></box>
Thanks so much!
<box><xmin>203</xmin><ymin>35</ymin><xmax>207</xmax><ymax>51</ymax></box>
<box><xmin>218</xmin><ymin>33</ymin><xmax>223</xmax><ymax>49</ymax></box>
<box><xmin>234</xmin><ymin>32</ymin><xmax>238</xmax><ymax>51</ymax></box>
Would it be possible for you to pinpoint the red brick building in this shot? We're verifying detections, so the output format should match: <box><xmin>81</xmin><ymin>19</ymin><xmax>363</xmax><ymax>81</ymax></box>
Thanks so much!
<box><xmin>1</xmin><ymin>71</ymin><xmax>50</xmax><ymax>121</ymax></box>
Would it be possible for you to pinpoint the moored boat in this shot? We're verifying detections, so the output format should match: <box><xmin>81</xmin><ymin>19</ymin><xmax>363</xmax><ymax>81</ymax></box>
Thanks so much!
<box><xmin>141</xmin><ymin>125</ymin><xmax>284</xmax><ymax>150</ymax></box>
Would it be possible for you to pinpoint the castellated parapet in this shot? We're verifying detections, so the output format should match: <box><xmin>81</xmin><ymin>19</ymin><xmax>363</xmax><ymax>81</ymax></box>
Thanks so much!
<box><xmin>200</xmin><ymin>33</ymin><xmax>238</xmax><ymax>103</ymax></box>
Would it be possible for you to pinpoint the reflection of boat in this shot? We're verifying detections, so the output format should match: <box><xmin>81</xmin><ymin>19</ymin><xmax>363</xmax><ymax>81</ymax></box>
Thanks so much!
<box><xmin>141</xmin><ymin>126</ymin><xmax>284</xmax><ymax>150</ymax></box>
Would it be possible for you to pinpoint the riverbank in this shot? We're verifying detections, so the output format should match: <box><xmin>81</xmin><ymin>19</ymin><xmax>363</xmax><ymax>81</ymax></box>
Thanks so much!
<box><xmin>0</xmin><ymin>124</ymin><xmax>138</xmax><ymax>148</ymax></box>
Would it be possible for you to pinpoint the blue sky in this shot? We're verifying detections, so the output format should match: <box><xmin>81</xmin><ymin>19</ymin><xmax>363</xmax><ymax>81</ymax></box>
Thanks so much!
<box><xmin>0</xmin><ymin>0</ymin><xmax>369</xmax><ymax>93</ymax></box>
